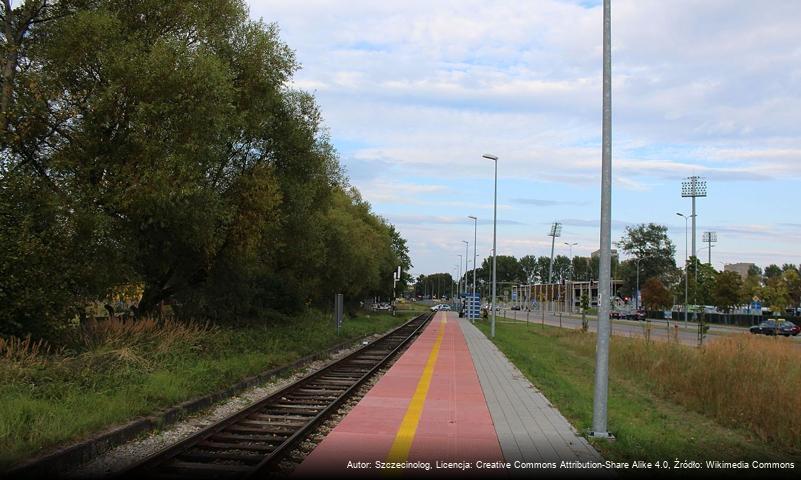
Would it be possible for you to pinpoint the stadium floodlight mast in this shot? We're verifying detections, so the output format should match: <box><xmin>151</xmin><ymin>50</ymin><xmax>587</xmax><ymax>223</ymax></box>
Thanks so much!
<box><xmin>591</xmin><ymin>0</ymin><xmax>613</xmax><ymax>440</ymax></box>
<box><xmin>682</xmin><ymin>176</ymin><xmax>707</xmax><ymax>292</ymax></box>
<box><xmin>547</xmin><ymin>222</ymin><xmax>563</xmax><ymax>283</ymax></box>
<box><xmin>468</xmin><ymin>216</ymin><xmax>478</xmax><ymax>321</ymax></box>
<box><xmin>703</xmin><ymin>231</ymin><xmax>717</xmax><ymax>265</ymax></box>
<box><xmin>483</xmin><ymin>153</ymin><xmax>498</xmax><ymax>338</ymax></box>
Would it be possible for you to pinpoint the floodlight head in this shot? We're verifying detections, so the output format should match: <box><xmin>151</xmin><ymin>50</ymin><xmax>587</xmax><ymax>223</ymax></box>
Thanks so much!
<box><xmin>702</xmin><ymin>232</ymin><xmax>718</xmax><ymax>243</ymax></box>
<box><xmin>681</xmin><ymin>176</ymin><xmax>707</xmax><ymax>198</ymax></box>
<box><xmin>548</xmin><ymin>222</ymin><xmax>562</xmax><ymax>237</ymax></box>
<box><xmin>483</xmin><ymin>153</ymin><xmax>498</xmax><ymax>161</ymax></box>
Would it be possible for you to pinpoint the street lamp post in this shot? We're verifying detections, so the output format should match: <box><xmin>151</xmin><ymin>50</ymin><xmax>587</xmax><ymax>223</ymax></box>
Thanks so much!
<box><xmin>703</xmin><ymin>231</ymin><xmax>717</xmax><ymax>266</ymax></box>
<box><xmin>565</xmin><ymin>242</ymin><xmax>578</xmax><ymax>313</ymax></box>
<box><xmin>469</xmin><ymin>216</ymin><xmax>478</xmax><ymax>321</ymax></box>
<box><xmin>462</xmin><ymin>240</ymin><xmax>469</xmax><ymax>303</ymax></box>
<box><xmin>591</xmin><ymin>0</ymin><xmax>613</xmax><ymax>439</ymax></box>
<box><xmin>677</xmin><ymin>213</ymin><xmax>695</xmax><ymax>328</ymax></box>
<box><xmin>457</xmin><ymin>254</ymin><xmax>463</xmax><ymax>299</ymax></box>
<box><xmin>635</xmin><ymin>257</ymin><xmax>641</xmax><ymax>311</ymax></box>
<box><xmin>452</xmin><ymin>268</ymin><xmax>457</xmax><ymax>300</ymax></box>
<box><xmin>564</xmin><ymin>242</ymin><xmax>578</xmax><ymax>278</ymax></box>
<box><xmin>483</xmin><ymin>153</ymin><xmax>498</xmax><ymax>338</ymax></box>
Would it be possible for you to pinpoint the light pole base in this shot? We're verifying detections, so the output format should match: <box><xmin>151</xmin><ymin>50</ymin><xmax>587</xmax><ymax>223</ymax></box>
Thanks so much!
<box><xmin>587</xmin><ymin>430</ymin><xmax>615</xmax><ymax>440</ymax></box>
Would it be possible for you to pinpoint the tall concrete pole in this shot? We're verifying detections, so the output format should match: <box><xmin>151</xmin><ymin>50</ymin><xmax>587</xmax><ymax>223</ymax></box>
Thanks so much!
<box><xmin>492</xmin><ymin>159</ymin><xmax>498</xmax><ymax>338</ymax></box>
<box><xmin>548</xmin><ymin>233</ymin><xmax>557</xmax><ymax>284</ymax></box>
<box><xmin>483</xmin><ymin>154</ymin><xmax>499</xmax><ymax>338</ymax></box>
<box><xmin>469</xmin><ymin>216</ymin><xmax>478</xmax><ymax>320</ymax></box>
<box><xmin>462</xmin><ymin>240</ymin><xmax>469</xmax><ymax>304</ymax></box>
<box><xmin>592</xmin><ymin>0</ymin><xmax>613</xmax><ymax>439</ymax></box>
<box><xmin>457</xmin><ymin>254</ymin><xmax>463</xmax><ymax>298</ymax></box>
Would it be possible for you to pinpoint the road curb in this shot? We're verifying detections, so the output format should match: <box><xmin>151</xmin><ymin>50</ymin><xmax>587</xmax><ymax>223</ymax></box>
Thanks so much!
<box><xmin>6</xmin><ymin>334</ymin><xmax>375</xmax><ymax>479</ymax></box>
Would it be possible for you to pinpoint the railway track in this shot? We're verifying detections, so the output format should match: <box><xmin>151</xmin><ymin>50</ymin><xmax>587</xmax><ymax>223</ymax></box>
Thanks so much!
<box><xmin>119</xmin><ymin>311</ymin><xmax>434</xmax><ymax>479</ymax></box>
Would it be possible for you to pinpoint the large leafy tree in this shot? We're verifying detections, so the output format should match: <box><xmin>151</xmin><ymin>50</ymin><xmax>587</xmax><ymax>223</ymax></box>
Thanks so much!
<box><xmin>641</xmin><ymin>277</ymin><xmax>672</xmax><ymax>310</ymax></box>
<box><xmin>316</xmin><ymin>188</ymin><xmax>395</xmax><ymax>304</ymax></box>
<box><xmin>533</xmin><ymin>256</ymin><xmax>551</xmax><ymax>283</ymax></box>
<box><xmin>760</xmin><ymin>281</ymin><xmax>790</xmax><ymax>312</ymax></box>
<box><xmin>713</xmin><ymin>271</ymin><xmax>743</xmax><ymax>313</ymax></box>
<box><xmin>617</xmin><ymin>223</ymin><xmax>677</xmax><ymax>296</ymax></box>
<box><xmin>387</xmin><ymin>224</ymin><xmax>412</xmax><ymax>294</ymax></box>
<box><xmin>674</xmin><ymin>257</ymin><xmax>717</xmax><ymax>307</ymax></box>
<box><xmin>764</xmin><ymin>264</ymin><xmax>782</xmax><ymax>280</ymax></box>
<box><xmin>551</xmin><ymin>254</ymin><xmax>571</xmax><ymax>282</ymax></box>
<box><xmin>571</xmin><ymin>256</ymin><xmax>592</xmax><ymax>281</ymax></box>
<box><xmin>739</xmin><ymin>268</ymin><xmax>762</xmax><ymax>305</ymax></box>
<box><xmin>783</xmin><ymin>268</ymin><xmax>801</xmax><ymax>308</ymax></box>
<box><xmin>519</xmin><ymin>255</ymin><xmax>538</xmax><ymax>284</ymax></box>
<box><xmin>414</xmin><ymin>273</ymin><xmax>453</xmax><ymax>298</ymax></box>
<box><xmin>0</xmin><ymin>0</ymin><xmax>410</xmax><ymax>334</ymax></box>
<box><xmin>481</xmin><ymin>255</ymin><xmax>524</xmax><ymax>284</ymax></box>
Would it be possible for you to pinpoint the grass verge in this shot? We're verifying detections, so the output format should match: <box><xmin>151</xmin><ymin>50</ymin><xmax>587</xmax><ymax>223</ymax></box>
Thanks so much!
<box><xmin>474</xmin><ymin>320</ymin><xmax>801</xmax><ymax>463</ymax></box>
<box><xmin>0</xmin><ymin>310</ymin><xmax>411</xmax><ymax>470</ymax></box>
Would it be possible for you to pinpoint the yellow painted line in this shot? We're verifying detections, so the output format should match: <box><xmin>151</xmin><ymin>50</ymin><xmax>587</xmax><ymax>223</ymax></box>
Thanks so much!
<box><xmin>385</xmin><ymin>315</ymin><xmax>448</xmax><ymax>464</ymax></box>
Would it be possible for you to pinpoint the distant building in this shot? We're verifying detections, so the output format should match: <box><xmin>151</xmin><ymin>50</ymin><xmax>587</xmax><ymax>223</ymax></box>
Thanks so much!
<box><xmin>516</xmin><ymin>280</ymin><xmax>624</xmax><ymax>312</ymax></box>
<box><xmin>724</xmin><ymin>263</ymin><xmax>756</xmax><ymax>280</ymax></box>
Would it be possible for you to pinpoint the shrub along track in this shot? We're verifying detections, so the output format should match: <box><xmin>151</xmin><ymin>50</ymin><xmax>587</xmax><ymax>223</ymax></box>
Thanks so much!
<box><xmin>118</xmin><ymin>312</ymin><xmax>434</xmax><ymax>479</ymax></box>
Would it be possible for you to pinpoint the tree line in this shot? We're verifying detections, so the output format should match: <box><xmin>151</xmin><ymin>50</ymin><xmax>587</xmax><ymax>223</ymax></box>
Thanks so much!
<box><xmin>0</xmin><ymin>0</ymin><xmax>411</xmax><ymax>337</ymax></box>
<box><xmin>416</xmin><ymin>222</ymin><xmax>801</xmax><ymax>314</ymax></box>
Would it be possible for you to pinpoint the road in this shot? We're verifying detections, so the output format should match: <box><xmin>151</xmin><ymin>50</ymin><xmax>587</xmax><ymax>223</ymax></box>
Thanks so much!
<box><xmin>487</xmin><ymin>309</ymin><xmax>801</xmax><ymax>347</ymax></box>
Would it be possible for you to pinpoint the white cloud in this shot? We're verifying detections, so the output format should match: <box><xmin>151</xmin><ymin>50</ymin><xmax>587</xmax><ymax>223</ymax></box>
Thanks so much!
<box><xmin>248</xmin><ymin>0</ymin><xmax>801</xmax><ymax>273</ymax></box>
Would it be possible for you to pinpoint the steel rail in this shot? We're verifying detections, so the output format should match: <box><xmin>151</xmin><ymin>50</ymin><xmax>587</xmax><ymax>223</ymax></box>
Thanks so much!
<box><xmin>119</xmin><ymin>311</ymin><xmax>434</xmax><ymax>479</ymax></box>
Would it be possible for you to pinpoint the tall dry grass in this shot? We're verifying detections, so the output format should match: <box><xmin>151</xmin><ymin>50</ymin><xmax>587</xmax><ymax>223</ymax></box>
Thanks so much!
<box><xmin>1</xmin><ymin>317</ymin><xmax>215</xmax><ymax>376</ymax></box>
<box><xmin>75</xmin><ymin>316</ymin><xmax>213</xmax><ymax>352</ymax></box>
<box><xmin>615</xmin><ymin>334</ymin><xmax>801</xmax><ymax>448</ymax></box>
<box><xmin>0</xmin><ymin>336</ymin><xmax>56</xmax><ymax>365</ymax></box>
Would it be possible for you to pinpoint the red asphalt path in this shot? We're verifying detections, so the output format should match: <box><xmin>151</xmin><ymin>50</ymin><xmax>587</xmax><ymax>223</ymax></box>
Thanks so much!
<box><xmin>294</xmin><ymin>312</ymin><xmax>504</xmax><ymax>477</ymax></box>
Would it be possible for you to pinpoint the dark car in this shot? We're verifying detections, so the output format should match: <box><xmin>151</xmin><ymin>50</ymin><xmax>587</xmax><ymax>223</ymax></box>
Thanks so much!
<box><xmin>511</xmin><ymin>305</ymin><xmax>521</xmax><ymax>311</ymax></box>
<box><xmin>750</xmin><ymin>319</ymin><xmax>800</xmax><ymax>336</ymax></box>
<box><xmin>626</xmin><ymin>310</ymin><xmax>646</xmax><ymax>321</ymax></box>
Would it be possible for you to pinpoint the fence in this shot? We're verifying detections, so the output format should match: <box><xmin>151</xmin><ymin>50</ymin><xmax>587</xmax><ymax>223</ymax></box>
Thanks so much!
<box><xmin>646</xmin><ymin>310</ymin><xmax>795</xmax><ymax>327</ymax></box>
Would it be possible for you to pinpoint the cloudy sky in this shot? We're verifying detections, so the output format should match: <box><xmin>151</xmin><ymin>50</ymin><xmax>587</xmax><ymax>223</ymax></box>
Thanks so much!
<box><xmin>247</xmin><ymin>0</ymin><xmax>801</xmax><ymax>278</ymax></box>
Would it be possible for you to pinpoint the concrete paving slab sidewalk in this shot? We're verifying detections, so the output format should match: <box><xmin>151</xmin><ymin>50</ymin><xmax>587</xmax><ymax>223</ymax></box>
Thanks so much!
<box><xmin>457</xmin><ymin>315</ymin><xmax>609</xmax><ymax>477</ymax></box>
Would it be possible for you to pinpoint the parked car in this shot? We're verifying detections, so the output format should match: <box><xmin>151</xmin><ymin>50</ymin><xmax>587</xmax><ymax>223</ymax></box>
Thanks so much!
<box><xmin>430</xmin><ymin>304</ymin><xmax>452</xmax><ymax>312</ymax></box>
<box><xmin>609</xmin><ymin>310</ymin><xmax>622</xmax><ymax>319</ymax></box>
<box><xmin>511</xmin><ymin>305</ymin><xmax>521</xmax><ymax>311</ymax></box>
<box><xmin>375</xmin><ymin>303</ymin><xmax>391</xmax><ymax>311</ymax></box>
<box><xmin>750</xmin><ymin>319</ymin><xmax>800</xmax><ymax>336</ymax></box>
<box><xmin>626</xmin><ymin>310</ymin><xmax>646</xmax><ymax>321</ymax></box>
